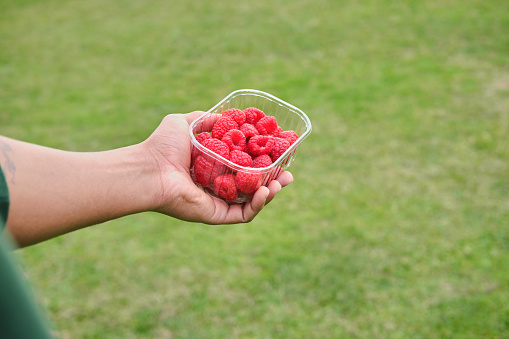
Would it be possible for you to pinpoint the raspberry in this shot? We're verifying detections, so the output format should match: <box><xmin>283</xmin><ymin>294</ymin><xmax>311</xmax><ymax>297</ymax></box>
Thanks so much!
<box><xmin>256</xmin><ymin>116</ymin><xmax>279</xmax><ymax>135</ymax></box>
<box><xmin>222</xmin><ymin>108</ymin><xmax>246</xmax><ymax>126</ymax></box>
<box><xmin>247</xmin><ymin>135</ymin><xmax>275</xmax><ymax>156</ymax></box>
<box><xmin>277</xmin><ymin>130</ymin><xmax>298</xmax><ymax>144</ymax></box>
<box><xmin>270</xmin><ymin>137</ymin><xmax>291</xmax><ymax>162</ymax></box>
<box><xmin>212</xmin><ymin>116</ymin><xmax>238</xmax><ymax>140</ymax></box>
<box><xmin>193</xmin><ymin>133</ymin><xmax>213</xmax><ymax>161</ymax></box>
<box><xmin>214</xmin><ymin>174</ymin><xmax>238</xmax><ymax>201</ymax></box>
<box><xmin>235</xmin><ymin>171</ymin><xmax>262</xmax><ymax>194</ymax></box>
<box><xmin>195</xmin><ymin>132</ymin><xmax>211</xmax><ymax>144</ymax></box>
<box><xmin>244</xmin><ymin>107</ymin><xmax>266</xmax><ymax>125</ymax></box>
<box><xmin>221</xmin><ymin>129</ymin><xmax>247</xmax><ymax>152</ymax></box>
<box><xmin>239</xmin><ymin>123</ymin><xmax>259</xmax><ymax>139</ymax></box>
<box><xmin>201</xmin><ymin>138</ymin><xmax>230</xmax><ymax>160</ymax></box>
<box><xmin>193</xmin><ymin>156</ymin><xmax>225</xmax><ymax>186</ymax></box>
<box><xmin>229</xmin><ymin>150</ymin><xmax>253</xmax><ymax>167</ymax></box>
<box><xmin>252</xmin><ymin>154</ymin><xmax>273</xmax><ymax>168</ymax></box>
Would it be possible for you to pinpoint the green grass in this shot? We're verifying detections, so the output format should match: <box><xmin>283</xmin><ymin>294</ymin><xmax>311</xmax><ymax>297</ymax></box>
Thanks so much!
<box><xmin>1</xmin><ymin>0</ymin><xmax>509</xmax><ymax>338</ymax></box>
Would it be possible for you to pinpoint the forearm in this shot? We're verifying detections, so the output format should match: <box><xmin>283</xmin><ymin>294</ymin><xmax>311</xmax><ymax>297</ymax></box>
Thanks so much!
<box><xmin>0</xmin><ymin>136</ymin><xmax>159</xmax><ymax>247</ymax></box>
<box><xmin>0</xmin><ymin>112</ymin><xmax>292</xmax><ymax>246</ymax></box>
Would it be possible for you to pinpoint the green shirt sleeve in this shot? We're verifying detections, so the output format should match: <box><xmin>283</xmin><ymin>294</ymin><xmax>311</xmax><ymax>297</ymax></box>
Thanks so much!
<box><xmin>0</xmin><ymin>164</ymin><xmax>9</xmax><ymax>228</ymax></box>
<box><xmin>0</xmin><ymin>166</ymin><xmax>54</xmax><ymax>339</ymax></box>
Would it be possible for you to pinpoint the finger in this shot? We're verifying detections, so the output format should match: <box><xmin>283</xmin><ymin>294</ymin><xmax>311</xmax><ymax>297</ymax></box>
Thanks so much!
<box><xmin>206</xmin><ymin>195</ymin><xmax>239</xmax><ymax>224</ymax></box>
<box><xmin>265</xmin><ymin>179</ymin><xmax>282</xmax><ymax>205</ymax></box>
<box><xmin>184</xmin><ymin>111</ymin><xmax>207</xmax><ymax>125</ymax></box>
<box><xmin>190</xmin><ymin>112</ymin><xmax>221</xmax><ymax>134</ymax></box>
<box><xmin>241</xmin><ymin>186</ymin><xmax>270</xmax><ymax>222</ymax></box>
<box><xmin>276</xmin><ymin>171</ymin><xmax>294</xmax><ymax>188</ymax></box>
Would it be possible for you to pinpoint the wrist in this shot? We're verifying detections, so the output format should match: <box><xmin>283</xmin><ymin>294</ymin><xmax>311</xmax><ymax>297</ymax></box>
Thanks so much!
<box><xmin>113</xmin><ymin>142</ymin><xmax>163</xmax><ymax>214</ymax></box>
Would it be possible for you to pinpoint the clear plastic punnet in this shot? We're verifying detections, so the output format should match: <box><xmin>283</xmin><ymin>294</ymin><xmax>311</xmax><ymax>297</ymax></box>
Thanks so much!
<box><xmin>189</xmin><ymin>89</ymin><xmax>312</xmax><ymax>204</ymax></box>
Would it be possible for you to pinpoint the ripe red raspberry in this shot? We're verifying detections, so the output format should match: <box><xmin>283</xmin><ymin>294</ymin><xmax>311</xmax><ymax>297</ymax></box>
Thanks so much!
<box><xmin>193</xmin><ymin>133</ymin><xmax>213</xmax><ymax>161</ymax></box>
<box><xmin>221</xmin><ymin>129</ymin><xmax>246</xmax><ymax>152</ymax></box>
<box><xmin>201</xmin><ymin>138</ymin><xmax>230</xmax><ymax>159</ymax></box>
<box><xmin>252</xmin><ymin>154</ymin><xmax>273</xmax><ymax>168</ymax></box>
<box><xmin>229</xmin><ymin>150</ymin><xmax>253</xmax><ymax>167</ymax></box>
<box><xmin>193</xmin><ymin>156</ymin><xmax>225</xmax><ymax>186</ymax></box>
<box><xmin>247</xmin><ymin>135</ymin><xmax>275</xmax><ymax>156</ymax></box>
<box><xmin>256</xmin><ymin>116</ymin><xmax>279</xmax><ymax>135</ymax></box>
<box><xmin>270</xmin><ymin>137</ymin><xmax>291</xmax><ymax>162</ymax></box>
<box><xmin>214</xmin><ymin>174</ymin><xmax>238</xmax><ymax>201</ymax></box>
<box><xmin>212</xmin><ymin>116</ymin><xmax>238</xmax><ymax>140</ymax></box>
<box><xmin>235</xmin><ymin>171</ymin><xmax>262</xmax><ymax>194</ymax></box>
<box><xmin>222</xmin><ymin>108</ymin><xmax>246</xmax><ymax>126</ymax></box>
<box><xmin>239</xmin><ymin>123</ymin><xmax>259</xmax><ymax>139</ymax></box>
<box><xmin>277</xmin><ymin>130</ymin><xmax>298</xmax><ymax>144</ymax></box>
<box><xmin>244</xmin><ymin>107</ymin><xmax>266</xmax><ymax>125</ymax></box>
<box><xmin>195</xmin><ymin>132</ymin><xmax>211</xmax><ymax>144</ymax></box>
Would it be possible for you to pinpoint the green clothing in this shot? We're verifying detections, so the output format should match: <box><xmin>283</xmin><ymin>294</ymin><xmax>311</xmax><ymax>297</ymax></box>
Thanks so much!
<box><xmin>0</xmin><ymin>166</ymin><xmax>53</xmax><ymax>338</ymax></box>
<box><xmin>0</xmin><ymin>165</ymin><xmax>8</xmax><ymax>227</ymax></box>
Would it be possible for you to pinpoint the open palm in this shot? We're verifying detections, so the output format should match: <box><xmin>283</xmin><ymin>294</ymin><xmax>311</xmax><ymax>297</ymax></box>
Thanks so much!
<box><xmin>144</xmin><ymin>111</ymin><xmax>293</xmax><ymax>224</ymax></box>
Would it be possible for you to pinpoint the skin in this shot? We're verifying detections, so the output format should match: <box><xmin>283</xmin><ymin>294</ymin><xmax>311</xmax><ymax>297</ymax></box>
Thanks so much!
<box><xmin>0</xmin><ymin>111</ymin><xmax>293</xmax><ymax>247</ymax></box>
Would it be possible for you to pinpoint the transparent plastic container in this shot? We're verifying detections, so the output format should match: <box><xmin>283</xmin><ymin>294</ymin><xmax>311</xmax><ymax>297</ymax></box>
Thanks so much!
<box><xmin>189</xmin><ymin>89</ymin><xmax>312</xmax><ymax>204</ymax></box>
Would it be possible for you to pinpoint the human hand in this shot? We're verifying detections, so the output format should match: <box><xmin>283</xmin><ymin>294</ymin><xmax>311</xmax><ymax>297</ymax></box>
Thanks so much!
<box><xmin>143</xmin><ymin>111</ymin><xmax>293</xmax><ymax>224</ymax></box>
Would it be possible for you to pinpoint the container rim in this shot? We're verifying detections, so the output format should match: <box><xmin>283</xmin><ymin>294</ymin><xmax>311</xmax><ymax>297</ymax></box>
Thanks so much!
<box><xmin>188</xmin><ymin>89</ymin><xmax>312</xmax><ymax>172</ymax></box>
<box><xmin>209</xmin><ymin>89</ymin><xmax>312</xmax><ymax>136</ymax></box>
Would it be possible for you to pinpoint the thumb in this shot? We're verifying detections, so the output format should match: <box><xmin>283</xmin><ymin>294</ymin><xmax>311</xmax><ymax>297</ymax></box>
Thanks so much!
<box><xmin>185</xmin><ymin>111</ymin><xmax>207</xmax><ymax>125</ymax></box>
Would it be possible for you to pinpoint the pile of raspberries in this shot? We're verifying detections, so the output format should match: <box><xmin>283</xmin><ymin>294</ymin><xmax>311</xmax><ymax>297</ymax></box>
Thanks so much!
<box><xmin>191</xmin><ymin>107</ymin><xmax>299</xmax><ymax>202</ymax></box>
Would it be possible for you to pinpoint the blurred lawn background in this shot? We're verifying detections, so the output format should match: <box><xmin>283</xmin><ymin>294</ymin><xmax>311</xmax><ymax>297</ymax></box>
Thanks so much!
<box><xmin>1</xmin><ymin>0</ymin><xmax>509</xmax><ymax>338</ymax></box>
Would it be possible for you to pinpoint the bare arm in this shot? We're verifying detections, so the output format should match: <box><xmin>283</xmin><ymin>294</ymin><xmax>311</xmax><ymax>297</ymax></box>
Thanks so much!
<box><xmin>0</xmin><ymin>136</ymin><xmax>159</xmax><ymax>245</ymax></box>
<box><xmin>0</xmin><ymin>111</ymin><xmax>292</xmax><ymax>247</ymax></box>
